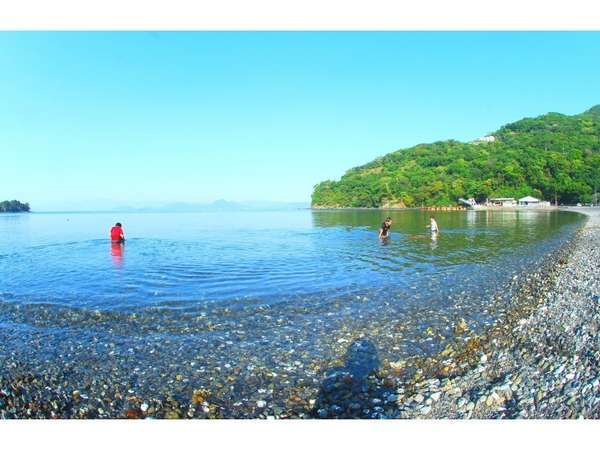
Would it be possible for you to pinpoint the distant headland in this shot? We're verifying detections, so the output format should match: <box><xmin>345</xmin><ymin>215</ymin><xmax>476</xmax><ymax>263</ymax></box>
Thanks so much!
<box><xmin>0</xmin><ymin>200</ymin><xmax>30</xmax><ymax>213</ymax></box>
<box><xmin>312</xmin><ymin>105</ymin><xmax>600</xmax><ymax>208</ymax></box>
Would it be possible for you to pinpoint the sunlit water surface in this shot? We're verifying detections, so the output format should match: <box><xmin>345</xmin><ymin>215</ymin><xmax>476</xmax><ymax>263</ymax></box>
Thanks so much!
<box><xmin>0</xmin><ymin>209</ymin><xmax>585</xmax><ymax>416</ymax></box>
<box><xmin>0</xmin><ymin>209</ymin><xmax>582</xmax><ymax>311</ymax></box>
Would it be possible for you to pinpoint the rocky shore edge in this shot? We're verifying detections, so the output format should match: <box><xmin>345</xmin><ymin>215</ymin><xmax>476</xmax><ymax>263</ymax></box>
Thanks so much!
<box><xmin>371</xmin><ymin>208</ymin><xmax>599</xmax><ymax>419</ymax></box>
<box><xmin>1</xmin><ymin>209</ymin><xmax>598</xmax><ymax>419</ymax></box>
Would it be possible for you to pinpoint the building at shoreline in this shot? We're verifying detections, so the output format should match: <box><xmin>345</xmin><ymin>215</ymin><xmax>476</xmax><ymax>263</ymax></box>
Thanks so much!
<box><xmin>461</xmin><ymin>195</ymin><xmax>553</xmax><ymax>209</ymax></box>
<box><xmin>489</xmin><ymin>197</ymin><xmax>517</xmax><ymax>207</ymax></box>
<box><xmin>519</xmin><ymin>196</ymin><xmax>540</xmax><ymax>206</ymax></box>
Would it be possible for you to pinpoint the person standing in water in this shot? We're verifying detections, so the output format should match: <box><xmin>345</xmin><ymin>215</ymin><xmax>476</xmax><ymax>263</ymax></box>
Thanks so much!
<box><xmin>379</xmin><ymin>217</ymin><xmax>393</xmax><ymax>239</ymax></box>
<box><xmin>110</xmin><ymin>222</ymin><xmax>125</xmax><ymax>243</ymax></box>
<box><xmin>428</xmin><ymin>216</ymin><xmax>440</xmax><ymax>235</ymax></box>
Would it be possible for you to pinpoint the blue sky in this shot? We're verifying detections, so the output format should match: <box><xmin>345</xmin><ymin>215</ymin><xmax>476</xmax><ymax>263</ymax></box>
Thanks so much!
<box><xmin>1</xmin><ymin>31</ymin><xmax>599</xmax><ymax>211</ymax></box>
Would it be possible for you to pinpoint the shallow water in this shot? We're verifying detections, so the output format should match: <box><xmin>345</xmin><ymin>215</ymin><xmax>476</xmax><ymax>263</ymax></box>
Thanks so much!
<box><xmin>0</xmin><ymin>209</ymin><xmax>585</xmax><ymax>417</ymax></box>
<box><xmin>0</xmin><ymin>209</ymin><xmax>582</xmax><ymax>309</ymax></box>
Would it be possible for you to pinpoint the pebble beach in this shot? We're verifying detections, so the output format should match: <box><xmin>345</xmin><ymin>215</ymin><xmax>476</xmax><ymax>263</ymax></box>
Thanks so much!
<box><xmin>348</xmin><ymin>207</ymin><xmax>599</xmax><ymax>419</ymax></box>
<box><xmin>1</xmin><ymin>209</ymin><xmax>598</xmax><ymax>419</ymax></box>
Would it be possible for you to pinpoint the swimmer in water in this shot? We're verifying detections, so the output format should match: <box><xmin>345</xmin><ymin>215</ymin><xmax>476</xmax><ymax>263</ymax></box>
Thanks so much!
<box><xmin>379</xmin><ymin>217</ymin><xmax>392</xmax><ymax>239</ymax></box>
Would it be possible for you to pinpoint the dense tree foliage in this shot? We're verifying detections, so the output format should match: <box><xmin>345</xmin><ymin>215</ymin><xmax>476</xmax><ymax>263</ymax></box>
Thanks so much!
<box><xmin>0</xmin><ymin>200</ymin><xmax>30</xmax><ymax>212</ymax></box>
<box><xmin>312</xmin><ymin>106</ymin><xmax>600</xmax><ymax>207</ymax></box>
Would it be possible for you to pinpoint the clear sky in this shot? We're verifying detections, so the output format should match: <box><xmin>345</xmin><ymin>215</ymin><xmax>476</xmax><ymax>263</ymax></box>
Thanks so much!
<box><xmin>1</xmin><ymin>31</ymin><xmax>599</xmax><ymax>211</ymax></box>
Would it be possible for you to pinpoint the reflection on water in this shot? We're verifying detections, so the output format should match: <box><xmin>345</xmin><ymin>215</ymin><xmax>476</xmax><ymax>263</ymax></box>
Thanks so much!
<box><xmin>0</xmin><ymin>209</ymin><xmax>584</xmax><ymax>312</ymax></box>
<box><xmin>311</xmin><ymin>209</ymin><xmax>578</xmax><ymax>265</ymax></box>
<box><xmin>110</xmin><ymin>242</ymin><xmax>124</xmax><ymax>268</ymax></box>
<box><xmin>430</xmin><ymin>232</ymin><xmax>438</xmax><ymax>250</ymax></box>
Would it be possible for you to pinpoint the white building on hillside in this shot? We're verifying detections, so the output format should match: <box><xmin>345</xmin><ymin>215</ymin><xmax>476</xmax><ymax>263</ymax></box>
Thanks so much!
<box><xmin>473</xmin><ymin>135</ymin><xmax>496</xmax><ymax>144</ymax></box>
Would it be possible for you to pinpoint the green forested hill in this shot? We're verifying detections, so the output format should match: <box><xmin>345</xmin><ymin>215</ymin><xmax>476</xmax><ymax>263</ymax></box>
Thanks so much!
<box><xmin>311</xmin><ymin>106</ymin><xmax>600</xmax><ymax>207</ymax></box>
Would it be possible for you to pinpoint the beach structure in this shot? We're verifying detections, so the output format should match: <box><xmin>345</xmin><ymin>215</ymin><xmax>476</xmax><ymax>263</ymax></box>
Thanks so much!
<box><xmin>489</xmin><ymin>197</ymin><xmax>517</xmax><ymax>207</ymax></box>
<box><xmin>459</xmin><ymin>196</ymin><xmax>553</xmax><ymax>209</ymax></box>
<box><xmin>519</xmin><ymin>195</ymin><xmax>541</xmax><ymax>206</ymax></box>
<box><xmin>458</xmin><ymin>197</ymin><xmax>477</xmax><ymax>208</ymax></box>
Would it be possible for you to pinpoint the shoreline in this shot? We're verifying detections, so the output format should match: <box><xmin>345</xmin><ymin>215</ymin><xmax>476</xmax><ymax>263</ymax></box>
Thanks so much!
<box><xmin>312</xmin><ymin>205</ymin><xmax>595</xmax><ymax>212</ymax></box>
<box><xmin>386</xmin><ymin>207</ymin><xmax>600</xmax><ymax>418</ymax></box>
<box><xmin>1</xmin><ymin>209</ymin><xmax>598</xmax><ymax>419</ymax></box>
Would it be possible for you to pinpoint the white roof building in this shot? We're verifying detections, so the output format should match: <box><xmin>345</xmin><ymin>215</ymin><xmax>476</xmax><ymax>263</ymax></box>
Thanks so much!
<box><xmin>473</xmin><ymin>135</ymin><xmax>496</xmax><ymax>144</ymax></box>
<box><xmin>519</xmin><ymin>196</ymin><xmax>541</xmax><ymax>205</ymax></box>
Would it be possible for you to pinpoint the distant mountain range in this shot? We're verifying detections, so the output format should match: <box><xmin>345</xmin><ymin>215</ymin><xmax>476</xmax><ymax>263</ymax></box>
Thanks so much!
<box><xmin>312</xmin><ymin>105</ymin><xmax>600</xmax><ymax>208</ymax></box>
<box><xmin>114</xmin><ymin>200</ymin><xmax>310</xmax><ymax>213</ymax></box>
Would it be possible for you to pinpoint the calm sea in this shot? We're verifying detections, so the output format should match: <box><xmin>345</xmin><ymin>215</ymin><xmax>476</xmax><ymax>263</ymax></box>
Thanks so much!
<box><xmin>0</xmin><ymin>209</ymin><xmax>585</xmax><ymax>416</ymax></box>
<box><xmin>0</xmin><ymin>209</ymin><xmax>582</xmax><ymax>311</ymax></box>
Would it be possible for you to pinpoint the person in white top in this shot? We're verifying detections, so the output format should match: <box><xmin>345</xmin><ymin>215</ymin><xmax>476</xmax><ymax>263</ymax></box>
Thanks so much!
<box><xmin>428</xmin><ymin>216</ymin><xmax>440</xmax><ymax>235</ymax></box>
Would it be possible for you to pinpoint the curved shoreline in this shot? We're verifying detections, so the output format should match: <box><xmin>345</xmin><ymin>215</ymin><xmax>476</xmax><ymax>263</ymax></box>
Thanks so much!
<box><xmin>1</xmin><ymin>209</ymin><xmax>598</xmax><ymax>419</ymax></box>
<box><xmin>385</xmin><ymin>207</ymin><xmax>600</xmax><ymax>418</ymax></box>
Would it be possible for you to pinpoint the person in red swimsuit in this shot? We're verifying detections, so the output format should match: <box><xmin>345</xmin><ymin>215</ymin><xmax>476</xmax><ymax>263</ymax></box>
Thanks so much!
<box><xmin>110</xmin><ymin>222</ymin><xmax>125</xmax><ymax>243</ymax></box>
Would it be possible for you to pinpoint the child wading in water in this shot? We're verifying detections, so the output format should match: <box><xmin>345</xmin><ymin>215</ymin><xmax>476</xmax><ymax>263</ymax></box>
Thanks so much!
<box><xmin>428</xmin><ymin>216</ymin><xmax>440</xmax><ymax>236</ymax></box>
<box><xmin>379</xmin><ymin>217</ymin><xmax>393</xmax><ymax>239</ymax></box>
